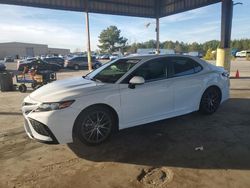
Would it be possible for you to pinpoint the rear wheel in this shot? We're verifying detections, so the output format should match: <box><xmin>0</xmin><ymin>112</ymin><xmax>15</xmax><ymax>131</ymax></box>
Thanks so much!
<box><xmin>74</xmin><ymin>106</ymin><xmax>116</xmax><ymax>145</ymax></box>
<box><xmin>199</xmin><ymin>87</ymin><xmax>221</xmax><ymax>114</ymax></box>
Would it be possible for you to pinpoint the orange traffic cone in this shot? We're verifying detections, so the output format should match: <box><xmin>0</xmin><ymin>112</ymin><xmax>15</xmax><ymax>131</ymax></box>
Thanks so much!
<box><xmin>235</xmin><ymin>70</ymin><xmax>240</xmax><ymax>78</ymax></box>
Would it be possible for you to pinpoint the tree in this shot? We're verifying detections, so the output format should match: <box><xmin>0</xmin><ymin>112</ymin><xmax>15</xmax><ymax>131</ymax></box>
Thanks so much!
<box><xmin>189</xmin><ymin>42</ymin><xmax>201</xmax><ymax>52</ymax></box>
<box><xmin>144</xmin><ymin>40</ymin><xmax>156</xmax><ymax>48</ymax></box>
<box><xmin>125</xmin><ymin>39</ymin><xmax>250</xmax><ymax>54</ymax></box>
<box><xmin>162</xmin><ymin>41</ymin><xmax>175</xmax><ymax>49</ymax></box>
<box><xmin>98</xmin><ymin>26</ymin><xmax>128</xmax><ymax>53</ymax></box>
<box><xmin>174</xmin><ymin>41</ymin><xmax>182</xmax><ymax>53</ymax></box>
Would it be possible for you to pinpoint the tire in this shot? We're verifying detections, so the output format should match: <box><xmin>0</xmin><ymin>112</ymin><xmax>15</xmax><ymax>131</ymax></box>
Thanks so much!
<box><xmin>18</xmin><ymin>84</ymin><xmax>27</xmax><ymax>93</ymax></box>
<box><xmin>36</xmin><ymin>84</ymin><xmax>42</xmax><ymax>89</ymax></box>
<box><xmin>74</xmin><ymin>64</ymin><xmax>80</xmax><ymax>70</ymax></box>
<box><xmin>74</xmin><ymin>106</ymin><xmax>116</xmax><ymax>145</ymax></box>
<box><xmin>31</xmin><ymin>82</ymin><xmax>37</xmax><ymax>89</ymax></box>
<box><xmin>199</xmin><ymin>87</ymin><xmax>221</xmax><ymax>114</ymax></box>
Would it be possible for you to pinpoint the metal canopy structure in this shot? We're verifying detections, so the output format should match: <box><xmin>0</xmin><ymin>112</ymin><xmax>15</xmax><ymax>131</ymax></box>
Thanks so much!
<box><xmin>0</xmin><ymin>0</ymin><xmax>221</xmax><ymax>18</ymax></box>
<box><xmin>0</xmin><ymin>0</ymin><xmax>233</xmax><ymax>72</ymax></box>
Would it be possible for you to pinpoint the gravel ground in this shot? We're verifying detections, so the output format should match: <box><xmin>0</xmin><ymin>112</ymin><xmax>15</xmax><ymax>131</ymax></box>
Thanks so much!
<box><xmin>0</xmin><ymin>59</ymin><xmax>250</xmax><ymax>188</ymax></box>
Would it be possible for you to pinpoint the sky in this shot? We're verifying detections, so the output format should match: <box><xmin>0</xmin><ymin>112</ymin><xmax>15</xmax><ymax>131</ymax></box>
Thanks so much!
<box><xmin>0</xmin><ymin>1</ymin><xmax>249</xmax><ymax>52</ymax></box>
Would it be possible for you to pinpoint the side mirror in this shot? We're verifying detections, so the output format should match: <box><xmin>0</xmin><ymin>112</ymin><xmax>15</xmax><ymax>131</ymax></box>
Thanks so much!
<box><xmin>128</xmin><ymin>76</ymin><xmax>145</xmax><ymax>89</ymax></box>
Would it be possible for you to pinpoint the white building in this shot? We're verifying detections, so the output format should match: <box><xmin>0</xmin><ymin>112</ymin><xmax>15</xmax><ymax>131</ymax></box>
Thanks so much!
<box><xmin>0</xmin><ymin>42</ymin><xmax>70</xmax><ymax>59</ymax></box>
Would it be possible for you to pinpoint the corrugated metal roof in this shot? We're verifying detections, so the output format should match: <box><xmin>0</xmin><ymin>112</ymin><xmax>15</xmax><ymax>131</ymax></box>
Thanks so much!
<box><xmin>0</xmin><ymin>0</ymin><xmax>221</xmax><ymax>18</ymax></box>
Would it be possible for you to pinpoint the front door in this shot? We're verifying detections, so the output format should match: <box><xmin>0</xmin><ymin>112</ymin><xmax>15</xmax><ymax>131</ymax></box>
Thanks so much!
<box><xmin>119</xmin><ymin>58</ymin><xmax>174</xmax><ymax>129</ymax></box>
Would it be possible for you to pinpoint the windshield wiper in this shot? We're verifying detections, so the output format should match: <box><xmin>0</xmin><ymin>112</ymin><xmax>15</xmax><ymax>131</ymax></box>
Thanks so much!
<box><xmin>90</xmin><ymin>77</ymin><xmax>102</xmax><ymax>83</ymax></box>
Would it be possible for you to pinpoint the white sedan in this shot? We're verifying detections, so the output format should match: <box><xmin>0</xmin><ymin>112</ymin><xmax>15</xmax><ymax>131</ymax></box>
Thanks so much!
<box><xmin>22</xmin><ymin>55</ymin><xmax>229</xmax><ymax>145</ymax></box>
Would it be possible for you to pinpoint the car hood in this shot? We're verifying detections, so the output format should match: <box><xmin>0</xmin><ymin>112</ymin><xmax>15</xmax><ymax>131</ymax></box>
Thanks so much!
<box><xmin>29</xmin><ymin>77</ymin><xmax>104</xmax><ymax>102</ymax></box>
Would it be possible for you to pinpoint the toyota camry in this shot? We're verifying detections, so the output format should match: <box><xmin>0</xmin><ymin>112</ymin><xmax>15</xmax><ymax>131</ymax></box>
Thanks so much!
<box><xmin>22</xmin><ymin>55</ymin><xmax>229</xmax><ymax>145</ymax></box>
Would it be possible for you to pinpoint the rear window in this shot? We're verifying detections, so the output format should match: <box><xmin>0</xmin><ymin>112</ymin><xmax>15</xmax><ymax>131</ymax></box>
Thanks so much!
<box><xmin>170</xmin><ymin>57</ymin><xmax>202</xmax><ymax>77</ymax></box>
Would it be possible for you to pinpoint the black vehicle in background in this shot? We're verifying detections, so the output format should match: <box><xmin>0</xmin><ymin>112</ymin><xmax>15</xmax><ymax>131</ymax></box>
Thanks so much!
<box><xmin>64</xmin><ymin>56</ymin><xmax>102</xmax><ymax>70</ymax></box>
<box><xmin>43</xmin><ymin>57</ymin><xmax>65</xmax><ymax>66</ymax></box>
<box><xmin>0</xmin><ymin>63</ymin><xmax>6</xmax><ymax>71</ymax></box>
<box><xmin>18</xmin><ymin>59</ymin><xmax>61</xmax><ymax>72</ymax></box>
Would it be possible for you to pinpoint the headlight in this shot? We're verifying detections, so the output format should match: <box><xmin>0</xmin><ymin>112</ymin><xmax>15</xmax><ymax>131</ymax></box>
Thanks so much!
<box><xmin>35</xmin><ymin>100</ymin><xmax>75</xmax><ymax>112</ymax></box>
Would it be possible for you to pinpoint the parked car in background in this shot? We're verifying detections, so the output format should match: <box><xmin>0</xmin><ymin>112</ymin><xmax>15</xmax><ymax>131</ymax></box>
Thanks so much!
<box><xmin>187</xmin><ymin>51</ymin><xmax>203</xmax><ymax>58</ymax></box>
<box><xmin>17</xmin><ymin>57</ymin><xmax>37</xmax><ymax>69</ymax></box>
<box><xmin>231</xmin><ymin>48</ymin><xmax>238</xmax><ymax>57</ymax></box>
<box><xmin>43</xmin><ymin>57</ymin><xmax>65</xmax><ymax>66</ymax></box>
<box><xmin>22</xmin><ymin>55</ymin><xmax>229</xmax><ymax>145</ymax></box>
<box><xmin>17</xmin><ymin>59</ymin><xmax>61</xmax><ymax>72</ymax></box>
<box><xmin>4</xmin><ymin>56</ymin><xmax>14</xmax><ymax>62</ymax></box>
<box><xmin>96</xmin><ymin>54</ymin><xmax>103</xmax><ymax>60</ymax></box>
<box><xmin>0</xmin><ymin>62</ymin><xmax>6</xmax><ymax>71</ymax></box>
<box><xmin>109</xmin><ymin>54</ymin><xmax>122</xmax><ymax>60</ymax></box>
<box><xmin>64</xmin><ymin>56</ymin><xmax>102</xmax><ymax>70</ymax></box>
<box><xmin>236</xmin><ymin>50</ymin><xmax>250</xmax><ymax>58</ymax></box>
<box><xmin>100</xmin><ymin>54</ymin><xmax>110</xmax><ymax>60</ymax></box>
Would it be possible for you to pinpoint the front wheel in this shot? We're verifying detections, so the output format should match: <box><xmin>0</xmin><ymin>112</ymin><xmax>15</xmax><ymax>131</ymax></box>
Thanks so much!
<box><xmin>199</xmin><ymin>87</ymin><xmax>221</xmax><ymax>114</ymax></box>
<box><xmin>18</xmin><ymin>84</ymin><xmax>27</xmax><ymax>93</ymax></box>
<box><xmin>74</xmin><ymin>106</ymin><xmax>116</xmax><ymax>145</ymax></box>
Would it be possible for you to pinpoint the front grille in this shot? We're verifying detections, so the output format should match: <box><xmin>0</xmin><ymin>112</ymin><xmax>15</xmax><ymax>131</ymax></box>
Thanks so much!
<box><xmin>29</xmin><ymin>118</ymin><xmax>50</xmax><ymax>137</ymax></box>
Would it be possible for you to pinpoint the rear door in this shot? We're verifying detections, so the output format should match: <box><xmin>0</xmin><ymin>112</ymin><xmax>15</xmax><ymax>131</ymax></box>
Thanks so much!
<box><xmin>168</xmin><ymin>57</ymin><xmax>204</xmax><ymax>112</ymax></box>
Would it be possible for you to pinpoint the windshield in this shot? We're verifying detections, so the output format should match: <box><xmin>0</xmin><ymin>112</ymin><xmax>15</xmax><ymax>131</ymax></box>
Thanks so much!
<box><xmin>87</xmin><ymin>58</ymin><xmax>140</xmax><ymax>83</ymax></box>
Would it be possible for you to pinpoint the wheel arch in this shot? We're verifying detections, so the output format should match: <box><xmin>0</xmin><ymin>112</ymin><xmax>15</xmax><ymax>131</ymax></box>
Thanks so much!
<box><xmin>203</xmin><ymin>85</ymin><xmax>222</xmax><ymax>100</ymax></box>
<box><xmin>72</xmin><ymin>103</ymin><xmax>119</xmax><ymax>135</ymax></box>
<box><xmin>199</xmin><ymin>85</ymin><xmax>222</xmax><ymax>108</ymax></box>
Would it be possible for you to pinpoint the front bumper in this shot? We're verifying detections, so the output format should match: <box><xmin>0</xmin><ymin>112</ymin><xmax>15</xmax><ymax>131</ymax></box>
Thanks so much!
<box><xmin>22</xmin><ymin>96</ymin><xmax>79</xmax><ymax>144</ymax></box>
<box><xmin>24</xmin><ymin>117</ymin><xmax>59</xmax><ymax>144</ymax></box>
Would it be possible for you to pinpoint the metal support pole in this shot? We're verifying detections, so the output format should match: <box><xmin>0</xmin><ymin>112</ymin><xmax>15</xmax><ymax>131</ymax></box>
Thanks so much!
<box><xmin>221</xmin><ymin>0</ymin><xmax>233</xmax><ymax>49</ymax></box>
<box><xmin>156</xmin><ymin>17</ymin><xmax>160</xmax><ymax>54</ymax></box>
<box><xmin>85</xmin><ymin>11</ymin><xmax>92</xmax><ymax>71</ymax></box>
<box><xmin>216</xmin><ymin>0</ymin><xmax>233</xmax><ymax>72</ymax></box>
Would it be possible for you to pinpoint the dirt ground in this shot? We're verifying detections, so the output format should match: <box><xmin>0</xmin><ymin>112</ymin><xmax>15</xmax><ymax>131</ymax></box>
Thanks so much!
<box><xmin>0</xmin><ymin>60</ymin><xmax>250</xmax><ymax>188</ymax></box>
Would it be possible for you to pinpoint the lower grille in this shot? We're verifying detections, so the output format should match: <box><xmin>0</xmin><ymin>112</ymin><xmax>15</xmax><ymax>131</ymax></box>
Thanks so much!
<box><xmin>29</xmin><ymin>118</ymin><xmax>50</xmax><ymax>137</ymax></box>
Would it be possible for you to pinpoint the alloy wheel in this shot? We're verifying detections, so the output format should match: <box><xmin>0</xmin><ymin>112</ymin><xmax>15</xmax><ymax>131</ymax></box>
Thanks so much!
<box><xmin>201</xmin><ymin>88</ymin><xmax>220</xmax><ymax>114</ymax></box>
<box><xmin>80</xmin><ymin>111</ymin><xmax>112</xmax><ymax>144</ymax></box>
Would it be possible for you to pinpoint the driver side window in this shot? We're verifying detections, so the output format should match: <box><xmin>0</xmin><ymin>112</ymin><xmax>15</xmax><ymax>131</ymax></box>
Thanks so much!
<box><xmin>124</xmin><ymin>58</ymin><xmax>168</xmax><ymax>83</ymax></box>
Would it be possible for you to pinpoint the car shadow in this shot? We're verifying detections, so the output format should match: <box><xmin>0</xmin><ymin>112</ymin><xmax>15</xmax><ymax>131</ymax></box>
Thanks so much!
<box><xmin>68</xmin><ymin>98</ymin><xmax>250</xmax><ymax>170</ymax></box>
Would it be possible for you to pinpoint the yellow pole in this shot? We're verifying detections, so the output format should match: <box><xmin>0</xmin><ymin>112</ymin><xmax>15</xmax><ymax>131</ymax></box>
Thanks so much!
<box><xmin>156</xmin><ymin>18</ymin><xmax>160</xmax><ymax>55</ymax></box>
<box><xmin>216</xmin><ymin>48</ymin><xmax>231</xmax><ymax>71</ymax></box>
<box><xmin>85</xmin><ymin>11</ymin><xmax>92</xmax><ymax>71</ymax></box>
<box><xmin>216</xmin><ymin>0</ymin><xmax>233</xmax><ymax>72</ymax></box>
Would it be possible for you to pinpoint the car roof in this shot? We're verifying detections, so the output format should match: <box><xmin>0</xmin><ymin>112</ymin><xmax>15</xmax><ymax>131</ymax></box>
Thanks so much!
<box><xmin>122</xmin><ymin>54</ymin><xmax>200</xmax><ymax>61</ymax></box>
